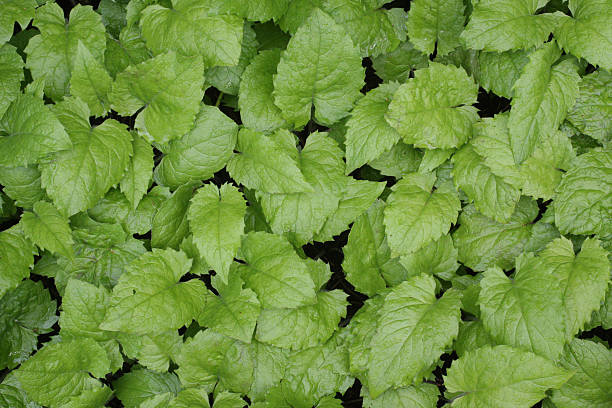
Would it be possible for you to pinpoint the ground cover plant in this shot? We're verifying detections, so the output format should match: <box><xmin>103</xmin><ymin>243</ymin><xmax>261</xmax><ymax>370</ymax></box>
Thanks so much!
<box><xmin>0</xmin><ymin>0</ymin><xmax>610</xmax><ymax>407</ymax></box>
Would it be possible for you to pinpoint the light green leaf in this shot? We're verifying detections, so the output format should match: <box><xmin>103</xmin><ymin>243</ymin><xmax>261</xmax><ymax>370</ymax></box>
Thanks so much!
<box><xmin>100</xmin><ymin>248</ymin><xmax>207</xmax><ymax>334</ymax></box>
<box><xmin>40</xmin><ymin>97</ymin><xmax>133</xmax><ymax>217</ymax></box>
<box><xmin>0</xmin><ymin>0</ymin><xmax>36</xmax><ymax>44</ymax></box>
<box><xmin>0</xmin><ymin>280</ymin><xmax>56</xmax><ymax>370</ymax></box>
<box><xmin>109</xmin><ymin>51</ymin><xmax>204</xmax><ymax>144</ymax></box>
<box><xmin>25</xmin><ymin>3</ymin><xmax>106</xmax><ymax>100</ymax></box>
<box><xmin>520</xmin><ymin>130</ymin><xmax>575</xmax><ymax>200</ymax></box>
<box><xmin>398</xmin><ymin>234</ymin><xmax>459</xmax><ymax>282</ymax></box>
<box><xmin>104</xmin><ymin>25</ymin><xmax>151</xmax><ymax>78</ymax></box>
<box><xmin>479</xmin><ymin>260</ymin><xmax>566</xmax><ymax>360</ymax></box>
<box><xmin>21</xmin><ymin>201</ymin><xmax>74</xmax><ymax>258</ymax></box>
<box><xmin>169</xmin><ymin>388</ymin><xmax>210</xmax><ymax>408</ymax></box>
<box><xmin>508</xmin><ymin>42</ymin><xmax>580</xmax><ymax>163</ymax></box>
<box><xmin>0</xmin><ymin>44</ymin><xmax>24</xmax><ymax>117</ymax></box>
<box><xmin>460</xmin><ymin>0</ymin><xmax>560</xmax><ymax>52</ymax></box>
<box><xmin>452</xmin><ymin>199</ymin><xmax>539</xmax><ymax>271</ymax></box>
<box><xmin>212</xmin><ymin>392</ymin><xmax>245</xmax><ymax>408</ymax></box>
<box><xmin>362</xmin><ymin>383</ymin><xmax>439</xmax><ymax>408</ymax></box>
<box><xmin>188</xmin><ymin>183</ymin><xmax>246</xmax><ymax>283</ymax></box>
<box><xmin>0</xmin><ymin>166</ymin><xmax>45</xmax><ymax>209</ymax></box>
<box><xmin>454</xmin><ymin>320</ymin><xmax>496</xmax><ymax>357</ymax></box>
<box><xmin>273</xmin><ymin>8</ymin><xmax>364</xmax><ymax>128</ymax></box>
<box><xmin>369</xmin><ymin>142</ymin><xmax>423</xmax><ymax>178</ymax></box>
<box><xmin>315</xmin><ymin>178</ymin><xmax>385</xmax><ymax>242</ymax></box>
<box><xmin>554</xmin><ymin>150</ymin><xmax>612</xmax><ymax>236</ymax></box>
<box><xmin>140</xmin><ymin>0</ymin><xmax>243</xmax><ymax>66</ymax></box>
<box><xmin>371</xmin><ymin>40</ymin><xmax>429</xmax><ymax>83</ymax></box>
<box><xmin>126</xmin><ymin>186</ymin><xmax>171</xmax><ymax>235</ymax></box>
<box><xmin>384</xmin><ymin>172</ymin><xmax>461</xmax><ymax>256</ymax></box>
<box><xmin>218</xmin><ymin>0</ymin><xmax>290</xmax><ymax>22</ymax></box>
<box><xmin>478</xmin><ymin>50</ymin><xmax>530</xmax><ymax>99</ymax></box>
<box><xmin>345</xmin><ymin>82</ymin><xmax>401</xmax><ymax>173</ymax></box>
<box><xmin>386</xmin><ymin>62</ymin><xmax>479</xmax><ymax>149</ymax></box>
<box><xmin>368</xmin><ymin>275</ymin><xmax>462</xmax><ymax>397</ymax></box>
<box><xmin>59</xmin><ymin>279</ymin><xmax>113</xmax><ymax>342</ymax></box>
<box><xmin>538</xmin><ymin>237</ymin><xmax>610</xmax><ymax>338</ymax></box>
<box><xmin>444</xmin><ymin>345</ymin><xmax>572</xmax><ymax>408</ymax></box>
<box><xmin>452</xmin><ymin>114</ymin><xmax>522</xmax><ymax>223</ymax></box>
<box><xmin>238</xmin><ymin>49</ymin><xmax>287</xmax><ymax>133</ymax></box>
<box><xmin>249</xmin><ymin>341</ymin><xmax>290</xmax><ymax>402</ymax></box>
<box><xmin>0</xmin><ymin>226</ymin><xmax>36</xmax><ymax>297</ymax></box>
<box><xmin>118</xmin><ymin>330</ymin><xmax>182</xmax><ymax>373</ymax></box>
<box><xmin>551</xmin><ymin>338</ymin><xmax>612</xmax><ymax>408</ymax></box>
<box><xmin>566</xmin><ymin>70</ymin><xmax>612</xmax><ymax>144</ymax></box>
<box><xmin>155</xmin><ymin>104</ymin><xmax>238</xmax><ymax>189</ymax></box>
<box><xmin>406</xmin><ymin>0</ymin><xmax>464</xmax><ymax>56</ymax></box>
<box><xmin>69</xmin><ymin>42</ymin><xmax>112</xmax><ymax>117</ymax></box>
<box><xmin>113</xmin><ymin>368</ymin><xmax>180</xmax><ymax>408</ymax></box>
<box><xmin>15</xmin><ymin>338</ymin><xmax>111</xmax><ymax>408</ymax></box>
<box><xmin>120</xmin><ymin>133</ymin><xmax>153</xmax><ymax>209</ymax></box>
<box><xmin>175</xmin><ymin>330</ymin><xmax>253</xmax><ymax>394</ymax></box>
<box><xmin>0</xmin><ymin>94</ymin><xmax>71</xmax><ymax>167</ymax></box>
<box><xmin>238</xmin><ymin>231</ymin><xmax>317</xmax><ymax>308</ymax></box>
<box><xmin>151</xmin><ymin>183</ymin><xmax>197</xmax><ymax>250</ymax></box>
<box><xmin>343</xmin><ymin>200</ymin><xmax>403</xmax><ymax>296</ymax></box>
<box><xmin>554</xmin><ymin>0</ymin><xmax>612</xmax><ymax>70</ymax></box>
<box><xmin>227</xmin><ymin>128</ymin><xmax>312</xmax><ymax>194</ymax></box>
<box><xmin>257</xmin><ymin>132</ymin><xmax>346</xmax><ymax>245</ymax></box>
<box><xmin>199</xmin><ymin>274</ymin><xmax>260</xmax><ymax>343</ymax></box>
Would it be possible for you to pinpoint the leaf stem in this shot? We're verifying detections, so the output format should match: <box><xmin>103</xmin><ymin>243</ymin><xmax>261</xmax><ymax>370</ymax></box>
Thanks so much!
<box><xmin>215</xmin><ymin>92</ymin><xmax>224</xmax><ymax>107</ymax></box>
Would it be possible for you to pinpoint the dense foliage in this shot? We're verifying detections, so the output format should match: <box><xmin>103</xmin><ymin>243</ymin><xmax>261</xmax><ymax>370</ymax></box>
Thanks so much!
<box><xmin>0</xmin><ymin>0</ymin><xmax>610</xmax><ymax>407</ymax></box>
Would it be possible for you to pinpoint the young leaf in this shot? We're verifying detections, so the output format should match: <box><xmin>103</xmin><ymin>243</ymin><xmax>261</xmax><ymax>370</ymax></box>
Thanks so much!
<box><xmin>444</xmin><ymin>345</ymin><xmax>572</xmax><ymax>408</ymax></box>
<box><xmin>386</xmin><ymin>62</ymin><xmax>479</xmax><ymax>149</ymax></box>
<box><xmin>20</xmin><ymin>201</ymin><xmax>74</xmax><ymax>258</ymax></box>
<box><xmin>406</xmin><ymin>0</ymin><xmax>465</xmax><ymax>57</ymax></box>
<box><xmin>188</xmin><ymin>183</ymin><xmax>246</xmax><ymax>283</ymax></box>
<box><xmin>273</xmin><ymin>8</ymin><xmax>365</xmax><ymax>128</ymax></box>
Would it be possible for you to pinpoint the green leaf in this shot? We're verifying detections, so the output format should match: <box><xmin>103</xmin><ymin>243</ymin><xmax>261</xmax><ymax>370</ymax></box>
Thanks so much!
<box><xmin>218</xmin><ymin>0</ymin><xmax>290</xmax><ymax>22</ymax></box>
<box><xmin>151</xmin><ymin>183</ymin><xmax>197</xmax><ymax>250</ymax></box>
<box><xmin>343</xmin><ymin>200</ymin><xmax>403</xmax><ymax>296</ymax></box>
<box><xmin>20</xmin><ymin>201</ymin><xmax>74</xmax><ymax>258</ymax></box>
<box><xmin>371</xmin><ymin>40</ymin><xmax>429</xmax><ymax>83</ymax></box>
<box><xmin>109</xmin><ymin>51</ymin><xmax>205</xmax><ymax>144</ymax></box>
<box><xmin>155</xmin><ymin>104</ymin><xmax>238</xmax><ymax>189</ymax></box>
<box><xmin>0</xmin><ymin>94</ymin><xmax>71</xmax><ymax>167</ymax></box>
<box><xmin>0</xmin><ymin>226</ymin><xmax>35</xmax><ymax>297</ymax></box>
<box><xmin>452</xmin><ymin>114</ymin><xmax>522</xmax><ymax>223</ymax></box>
<box><xmin>118</xmin><ymin>330</ymin><xmax>182</xmax><ymax>373</ymax></box>
<box><xmin>0</xmin><ymin>280</ymin><xmax>56</xmax><ymax>370</ymax></box>
<box><xmin>188</xmin><ymin>183</ymin><xmax>246</xmax><ymax>283</ymax></box>
<box><xmin>454</xmin><ymin>320</ymin><xmax>496</xmax><ymax>357</ymax></box>
<box><xmin>406</xmin><ymin>0</ymin><xmax>464</xmax><ymax>56</ymax></box>
<box><xmin>175</xmin><ymin>330</ymin><xmax>253</xmax><ymax>394</ymax></box>
<box><xmin>238</xmin><ymin>49</ymin><xmax>287</xmax><ymax>133</ymax></box>
<box><xmin>100</xmin><ymin>248</ymin><xmax>208</xmax><ymax>334</ymax></box>
<box><xmin>386</xmin><ymin>62</ymin><xmax>479</xmax><ymax>149</ymax></box>
<box><xmin>0</xmin><ymin>165</ymin><xmax>45</xmax><ymax>209</ymax></box>
<box><xmin>273</xmin><ymin>8</ymin><xmax>364</xmax><ymax>128</ymax></box>
<box><xmin>520</xmin><ymin>130</ymin><xmax>575</xmax><ymax>200</ymax></box>
<box><xmin>40</xmin><ymin>97</ymin><xmax>133</xmax><ymax>217</ymax></box>
<box><xmin>554</xmin><ymin>150</ymin><xmax>612</xmax><ymax>236</ymax></box>
<box><xmin>477</xmin><ymin>50</ymin><xmax>530</xmax><ymax>99</ymax></box>
<box><xmin>59</xmin><ymin>279</ymin><xmax>113</xmax><ymax>341</ymax></box>
<box><xmin>444</xmin><ymin>345</ymin><xmax>572</xmax><ymax>408</ymax></box>
<box><xmin>249</xmin><ymin>341</ymin><xmax>290</xmax><ymax>402</ymax></box>
<box><xmin>257</xmin><ymin>132</ymin><xmax>346</xmax><ymax>245</ymax></box>
<box><xmin>479</xmin><ymin>260</ymin><xmax>566</xmax><ymax>360</ymax></box>
<box><xmin>345</xmin><ymin>82</ymin><xmax>401</xmax><ymax>173</ymax></box>
<box><xmin>554</xmin><ymin>0</ymin><xmax>612</xmax><ymax>71</ymax></box>
<box><xmin>227</xmin><ymin>128</ymin><xmax>313</xmax><ymax>194</ymax></box>
<box><xmin>551</xmin><ymin>338</ymin><xmax>612</xmax><ymax>408</ymax></box>
<box><xmin>566</xmin><ymin>70</ymin><xmax>612</xmax><ymax>144</ymax></box>
<box><xmin>398</xmin><ymin>234</ymin><xmax>459</xmax><ymax>282</ymax></box>
<box><xmin>211</xmin><ymin>392</ymin><xmax>245</xmax><ymax>408</ymax></box>
<box><xmin>69</xmin><ymin>42</ymin><xmax>112</xmax><ymax>117</ymax></box>
<box><xmin>140</xmin><ymin>0</ymin><xmax>243</xmax><ymax>66</ymax></box>
<box><xmin>25</xmin><ymin>3</ymin><xmax>106</xmax><ymax>100</ymax></box>
<box><xmin>452</xmin><ymin>199</ymin><xmax>539</xmax><ymax>271</ymax></box>
<box><xmin>315</xmin><ymin>178</ymin><xmax>385</xmax><ymax>242</ymax></box>
<box><xmin>0</xmin><ymin>0</ymin><xmax>36</xmax><ymax>44</ymax></box>
<box><xmin>538</xmin><ymin>237</ymin><xmax>610</xmax><ymax>338</ymax></box>
<box><xmin>362</xmin><ymin>383</ymin><xmax>439</xmax><ymax>408</ymax></box>
<box><xmin>367</xmin><ymin>275</ymin><xmax>462</xmax><ymax>397</ymax></box>
<box><xmin>199</xmin><ymin>275</ymin><xmax>260</xmax><ymax>343</ymax></box>
<box><xmin>369</xmin><ymin>142</ymin><xmax>423</xmax><ymax>178</ymax></box>
<box><xmin>508</xmin><ymin>42</ymin><xmax>580</xmax><ymax>164</ymax></box>
<box><xmin>104</xmin><ymin>25</ymin><xmax>151</xmax><ymax>78</ymax></box>
<box><xmin>120</xmin><ymin>133</ymin><xmax>154</xmax><ymax>209</ymax></box>
<box><xmin>0</xmin><ymin>44</ymin><xmax>24</xmax><ymax>117</ymax></box>
<box><xmin>113</xmin><ymin>368</ymin><xmax>180</xmax><ymax>408</ymax></box>
<box><xmin>384</xmin><ymin>173</ymin><xmax>461</xmax><ymax>256</ymax></box>
<box><xmin>460</xmin><ymin>0</ymin><xmax>560</xmax><ymax>52</ymax></box>
<box><xmin>238</xmin><ymin>231</ymin><xmax>317</xmax><ymax>308</ymax></box>
<box><xmin>15</xmin><ymin>338</ymin><xmax>111</xmax><ymax>408</ymax></box>
<box><xmin>169</xmin><ymin>388</ymin><xmax>210</xmax><ymax>408</ymax></box>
